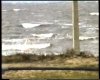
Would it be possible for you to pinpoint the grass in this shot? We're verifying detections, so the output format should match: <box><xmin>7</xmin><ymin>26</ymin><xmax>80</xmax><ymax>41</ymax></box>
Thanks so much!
<box><xmin>2</xmin><ymin>49</ymin><xmax>97</xmax><ymax>63</ymax></box>
<box><xmin>2</xmin><ymin>71</ymin><xmax>99</xmax><ymax>79</ymax></box>
<box><xmin>2</xmin><ymin>49</ymin><xmax>99</xmax><ymax>79</ymax></box>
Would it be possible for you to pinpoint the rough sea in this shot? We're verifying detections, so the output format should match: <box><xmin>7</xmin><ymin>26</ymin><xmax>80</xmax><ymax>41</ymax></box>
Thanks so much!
<box><xmin>2</xmin><ymin>1</ymin><xmax>99</xmax><ymax>56</ymax></box>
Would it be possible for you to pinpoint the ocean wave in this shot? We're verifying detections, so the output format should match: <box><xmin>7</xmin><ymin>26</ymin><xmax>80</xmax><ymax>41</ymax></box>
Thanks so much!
<box><xmin>61</xmin><ymin>23</ymin><xmax>81</xmax><ymax>28</ymax></box>
<box><xmin>79</xmin><ymin>36</ymin><xmax>98</xmax><ymax>40</ymax></box>
<box><xmin>21</xmin><ymin>23</ymin><xmax>41</xmax><ymax>28</ymax></box>
<box><xmin>38</xmin><ymin>22</ymin><xmax>53</xmax><ymax>25</ymax></box>
<box><xmin>13</xmin><ymin>9</ymin><xmax>21</xmax><ymax>11</ymax></box>
<box><xmin>65</xmin><ymin>34</ymin><xmax>98</xmax><ymax>40</ymax></box>
<box><xmin>63</xmin><ymin>23</ymin><xmax>81</xmax><ymax>26</ymax></box>
<box><xmin>2</xmin><ymin>43</ymin><xmax>51</xmax><ymax>51</ymax></box>
<box><xmin>91</xmin><ymin>40</ymin><xmax>98</xmax><ymax>43</ymax></box>
<box><xmin>2</xmin><ymin>38</ymin><xmax>35</xmax><ymax>44</ymax></box>
<box><xmin>80</xmin><ymin>24</ymin><xmax>96</xmax><ymax>28</ymax></box>
<box><xmin>2</xmin><ymin>39</ymin><xmax>24</xmax><ymax>42</ymax></box>
<box><xmin>54</xmin><ymin>37</ymin><xmax>65</xmax><ymax>40</ymax></box>
<box><xmin>2</xmin><ymin>10</ymin><xmax>7</xmax><ymax>12</ymax></box>
<box><xmin>61</xmin><ymin>26</ymin><xmax>68</xmax><ymax>28</ymax></box>
<box><xmin>90</xmin><ymin>12</ymin><xmax>99</xmax><ymax>16</ymax></box>
<box><xmin>88</xmin><ymin>27</ymin><xmax>98</xmax><ymax>31</ymax></box>
<box><xmin>32</xmin><ymin>33</ymin><xmax>54</xmax><ymax>39</ymax></box>
<box><xmin>63</xmin><ymin>23</ymin><xmax>73</xmax><ymax>26</ymax></box>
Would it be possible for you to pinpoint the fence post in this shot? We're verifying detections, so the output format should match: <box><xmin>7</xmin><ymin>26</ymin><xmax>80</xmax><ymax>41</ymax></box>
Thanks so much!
<box><xmin>72</xmin><ymin>1</ymin><xmax>80</xmax><ymax>54</ymax></box>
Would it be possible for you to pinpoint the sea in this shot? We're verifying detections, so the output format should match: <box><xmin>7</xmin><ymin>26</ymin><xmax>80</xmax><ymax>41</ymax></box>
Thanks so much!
<box><xmin>2</xmin><ymin>1</ymin><xmax>99</xmax><ymax>57</ymax></box>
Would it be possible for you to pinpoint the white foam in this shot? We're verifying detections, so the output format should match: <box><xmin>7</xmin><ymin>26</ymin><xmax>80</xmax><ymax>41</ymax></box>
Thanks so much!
<box><xmin>32</xmin><ymin>33</ymin><xmax>54</xmax><ymax>39</ymax></box>
<box><xmin>21</xmin><ymin>23</ymin><xmax>41</xmax><ymax>28</ymax></box>
<box><xmin>61</xmin><ymin>26</ymin><xmax>69</xmax><ymax>28</ymax></box>
<box><xmin>81</xmin><ymin>24</ymin><xmax>93</xmax><ymax>28</ymax></box>
<box><xmin>66</xmin><ymin>34</ymin><xmax>72</xmax><ymax>39</ymax></box>
<box><xmin>54</xmin><ymin>37</ymin><xmax>65</xmax><ymax>40</ymax></box>
<box><xmin>65</xmin><ymin>34</ymin><xmax>98</xmax><ymax>40</ymax></box>
<box><xmin>3</xmin><ymin>39</ymin><xmax>24</xmax><ymax>43</ymax></box>
<box><xmin>2</xmin><ymin>10</ymin><xmax>7</xmax><ymax>12</ymax></box>
<box><xmin>95</xmin><ymin>1</ymin><xmax>98</xmax><ymax>3</ymax></box>
<box><xmin>90</xmin><ymin>12</ymin><xmax>99</xmax><ymax>16</ymax></box>
<box><xmin>88</xmin><ymin>27</ymin><xmax>98</xmax><ymax>30</ymax></box>
<box><xmin>79</xmin><ymin>36</ymin><xmax>98</xmax><ymax>40</ymax></box>
<box><xmin>2</xmin><ymin>43</ymin><xmax>51</xmax><ymax>51</ymax></box>
<box><xmin>13</xmin><ymin>9</ymin><xmax>21</xmax><ymax>11</ymax></box>
<box><xmin>84</xmin><ymin>1</ymin><xmax>98</xmax><ymax>3</ymax></box>
<box><xmin>63</xmin><ymin>23</ymin><xmax>81</xmax><ymax>26</ymax></box>
<box><xmin>61</xmin><ymin>23</ymin><xmax>81</xmax><ymax>28</ymax></box>
<box><xmin>63</xmin><ymin>23</ymin><xmax>73</xmax><ymax>26</ymax></box>
<box><xmin>54</xmin><ymin>20</ymin><xmax>60</xmax><ymax>23</ymax></box>
<box><xmin>39</xmin><ymin>22</ymin><xmax>53</xmax><ymax>24</ymax></box>
<box><xmin>91</xmin><ymin>40</ymin><xmax>98</xmax><ymax>43</ymax></box>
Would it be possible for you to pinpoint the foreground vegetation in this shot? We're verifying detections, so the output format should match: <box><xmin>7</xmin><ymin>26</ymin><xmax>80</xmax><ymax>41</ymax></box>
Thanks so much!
<box><xmin>2</xmin><ymin>49</ymin><xmax>99</xmax><ymax>79</ymax></box>
<box><xmin>2</xmin><ymin>70</ymin><xmax>98</xmax><ymax>79</ymax></box>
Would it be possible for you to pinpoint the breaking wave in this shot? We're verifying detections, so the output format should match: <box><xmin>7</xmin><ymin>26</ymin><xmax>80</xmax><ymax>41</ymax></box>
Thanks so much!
<box><xmin>2</xmin><ymin>39</ymin><xmax>24</xmax><ymax>43</ymax></box>
<box><xmin>79</xmin><ymin>36</ymin><xmax>98</xmax><ymax>40</ymax></box>
<box><xmin>13</xmin><ymin>9</ymin><xmax>21</xmax><ymax>11</ymax></box>
<box><xmin>2</xmin><ymin>43</ymin><xmax>51</xmax><ymax>51</ymax></box>
<box><xmin>65</xmin><ymin>34</ymin><xmax>98</xmax><ymax>40</ymax></box>
<box><xmin>90</xmin><ymin>12</ymin><xmax>99</xmax><ymax>16</ymax></box>
<box><xmin>2</xmin><ymin>10</ymin><xmax>7</xmax><ymax>12</ymax></box>
<box><xmin>21</xmin><ymin>23</ymin><xmax>41</xmax><ymax>28</ymax></box>
<box><xmin>32</xmin><ymin>33</ymin><xmax>54</xmax><ymax>39</ymax></box>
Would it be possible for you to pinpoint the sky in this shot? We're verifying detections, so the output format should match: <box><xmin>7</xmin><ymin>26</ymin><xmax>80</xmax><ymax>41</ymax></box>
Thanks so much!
<box><xmin>2</xmin><ymin>1</ymin><xmax>98</xmax><ymax>4</ymax></box>
<box><xmin>2</xmin><ymin>1</ymin><xmax>72</xmax><ymax>4</ymax></box>
<box><xmin>2</xmin><ymin>1</ymin><xmax>63</xmax><ymax>3</ymax></box>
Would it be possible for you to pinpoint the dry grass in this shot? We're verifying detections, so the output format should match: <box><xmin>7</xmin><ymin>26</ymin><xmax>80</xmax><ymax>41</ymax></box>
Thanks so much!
<box><xmin>2</xmin><ymin>56</ymin><xmax>98</xmax><ymax>79</ymax></box>
<box><xmin>2</xmin><ymin>49</ymin><xmax>99</xmax><ymax>79</ymax></box>
<box><xmin>2</xmin><ymin>49</ymin><xmax>97</xmax><ymax>63</ymax></box>
<box><xmin>2</xmin><ymin>57</ymin><xmax>98</xmax><ymax>68</ymax></box>
<box><xmin>2</xmin><ymin>70</ymin><xmax>99</xmax><ymax>79</ymax></box>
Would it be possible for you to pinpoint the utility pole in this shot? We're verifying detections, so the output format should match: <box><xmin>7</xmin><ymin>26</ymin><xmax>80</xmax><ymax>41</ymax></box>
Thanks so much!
<box><xmin>72</xmin><ymin>1</ymin><xmax>80</xmax><ymax>54</ymax></box>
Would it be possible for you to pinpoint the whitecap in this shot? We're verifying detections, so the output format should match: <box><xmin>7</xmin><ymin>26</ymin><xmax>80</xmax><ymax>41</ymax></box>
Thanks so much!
<box><xmin>2</xmin><ymin>39</ymin><xmax>24</xmax><ymax>42</ymax></box>
<box><xmin>2</xmin><ymin>43</ymin><xmax>51</xmax><ymax>51</ymax></box>
<box><xmin>61</xmin><ymin>23</ymin><xmax>81</xmax><ymax>28</ymax></box>
<box><xmin>95</xmin><ymin>1</ymin><xmax>98</xmax><ymax>3</ymax></box>
<box><xmin>79</xmin><ymin>36</ymin><xmax>98</xmax><ymax>40</ymax></box>
<box><xmin>2</xmin><ymin>10</ymin><xmax>7</xmax><ymax>12</ymax></box>
<box><xmin>64</xmin><ymin>23</ymin><xmax>81</xmax><ymax>26</ymax></box>
<box><xmin>80</xmin><ymin>24</ymin><xmax>93</xmax><ymax>28</ymax></box>
<box><xmin>91</xmin><ymin>40</ymin><xmax>98</xmax><ymax>43</ymax></box>
<box><xmin>61</xmin><ymin>26</ymin><xmax>69</xmax><ymax>28</ymax></box>
<box><xmin>90</xmin><ymin>12</ymin><xmax>99</xmax><ymax>16</ymax></box>
<box><xmin>32</xmin><ymin>33</ymin><xmax>54</xmax><ymax>39</ymax></box>
<box><xmin>88</xmin><ymin>27</ymin><xmax>98</xmax><ymax>30</ymax></box>
<box><xmin>65</xmin><ymin>34</ymin><xmax>98</xmax><ymax>41</ymax></box>
<box><xmin>21</xmin><ymin>23</ymin><xmax>41</xmax><ymax>28</ymax></box>
<box><xmin>13</xmin><ymin>9</ymin><xmax>21</xmax><ymax>11</ymax></box>
<box><xmin>54</xmin><ymin>20</ymin><xmax>59</xmax><ymax>23</ymax></box>
<box><xmin>66</xmin><ymin>34</ymin><xmax>72</xmax><ymax>39</ymax></box>
<box><xmin>63</xmin><ymin>23</ymin><xmax>73</xmax><ymax>26</ymax></box>
<box><xmin>54</xmin><ymin>37</ymin><xmax>65</xmax><ymax>40</ymax></box>
<box><xmin>38</xmin><ymin>22</ymin><xmax>53</xmax><ymax>25</ymax></box>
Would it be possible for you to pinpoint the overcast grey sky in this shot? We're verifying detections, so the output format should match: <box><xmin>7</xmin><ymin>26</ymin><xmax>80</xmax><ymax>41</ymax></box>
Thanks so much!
<box><xmin>2</xmin><ymin>1</ymin><xmax>98</xmax><ymax>4</ymax></box>
<box><xmin>2</xmin><ymin>1</ymin><xmax>64</xmax><ymax>3</ymax></box>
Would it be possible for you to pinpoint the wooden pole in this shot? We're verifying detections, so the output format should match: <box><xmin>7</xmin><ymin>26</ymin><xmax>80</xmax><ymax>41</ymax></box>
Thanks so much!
<box><xmin>72</xmin><ymin>1</ymin><xmax>80</xmax><ymax>54</ymax></box>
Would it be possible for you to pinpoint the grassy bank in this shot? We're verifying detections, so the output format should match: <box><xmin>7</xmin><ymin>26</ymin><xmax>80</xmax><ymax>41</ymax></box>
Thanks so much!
<box><xmin>2</xmin><ymin>49</ymin><xmax>99</xmax><ymax>79</ymax></box>
<box><xmin>2</xmin><ymin>49</ymin><xmax>97</xmax><ymax>63</ymax></box>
